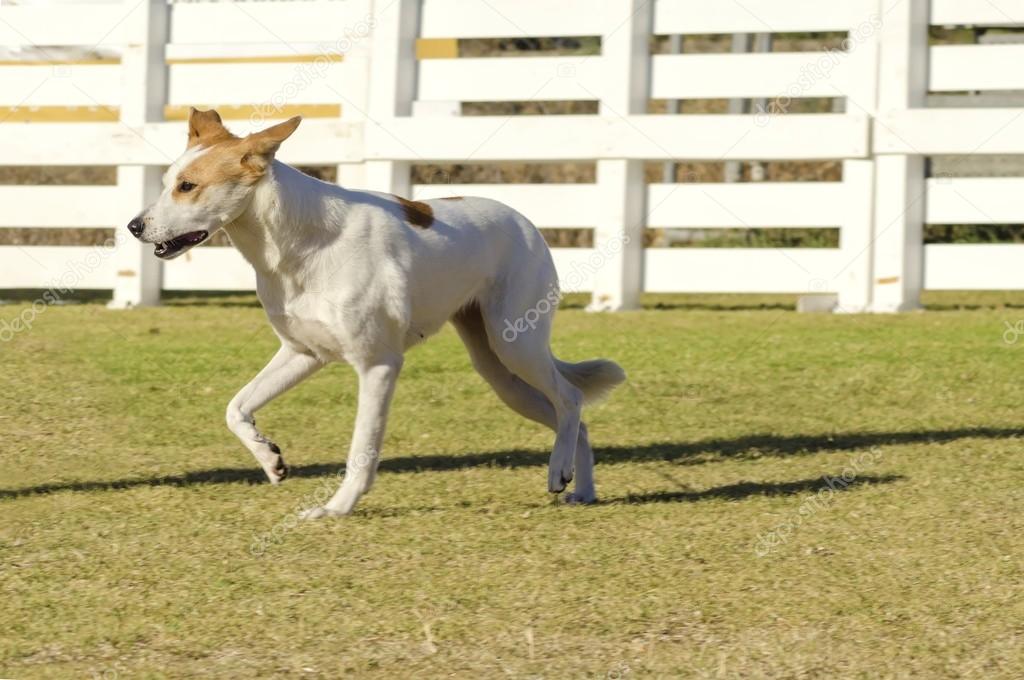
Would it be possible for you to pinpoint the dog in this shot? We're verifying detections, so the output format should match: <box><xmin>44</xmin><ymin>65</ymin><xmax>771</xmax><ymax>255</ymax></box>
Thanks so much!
<box><xmin>126</xmin><ymin>108</ymin><xmax>626</xmax><ymax>517</ymax></box>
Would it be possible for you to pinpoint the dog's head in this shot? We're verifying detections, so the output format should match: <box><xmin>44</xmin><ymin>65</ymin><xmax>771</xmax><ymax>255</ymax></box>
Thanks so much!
<box><xmin>125</xmin><ymin>108</ymin><xmax>301</xmax><ymax>259</ymax></box>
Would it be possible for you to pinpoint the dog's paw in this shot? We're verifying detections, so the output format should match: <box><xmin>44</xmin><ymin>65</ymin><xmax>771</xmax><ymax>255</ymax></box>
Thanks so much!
<box><xmin>298</xmin><ymin>506</ymin><xmax>348</xmax><ymax>521</ymax></box>
<box><xmin>563</xmin><ymin>490</ymin><xmax>597</xmax><ymax>505</ymax></box>
<box><xmin>253</xmin><ymin>441</ymin><xmax>288</xmax><ymax>485</ymax></box>
<box><xmin>547</xmin><ymin>463</ymin><xmax>574</xmax><ymax>494</ymax></box>
<box><xmin>266</xmin><ymin>458</ymin><xmax>289</xmax><ymax>485</ymax></box>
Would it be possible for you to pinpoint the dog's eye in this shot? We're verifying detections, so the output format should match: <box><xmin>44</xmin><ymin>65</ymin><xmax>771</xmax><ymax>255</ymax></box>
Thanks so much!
<box><xmin>177</xmin><ymin>181</ymin><xmax>196</xmax><ymax>193</ymax></box>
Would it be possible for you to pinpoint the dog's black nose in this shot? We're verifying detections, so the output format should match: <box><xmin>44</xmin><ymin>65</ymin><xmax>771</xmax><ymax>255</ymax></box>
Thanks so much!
<box><xmin>127</xmin><ymin>216</ymin><xmax>145</xmax><ymax>239</ymax></box>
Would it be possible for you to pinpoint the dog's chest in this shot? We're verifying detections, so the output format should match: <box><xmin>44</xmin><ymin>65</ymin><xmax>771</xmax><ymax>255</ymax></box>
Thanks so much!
<box><xmin>267</xmin><ymin>312</ymin><xmax>346</xmax><ymax>362</ymax></box>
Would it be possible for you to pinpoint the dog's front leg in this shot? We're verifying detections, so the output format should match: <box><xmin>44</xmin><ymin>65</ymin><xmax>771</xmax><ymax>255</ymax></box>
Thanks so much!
<box><xmin>301</xmin><ymin>355</ymin><xmax>403</xmax><ymax>518</ymax></box>
<box><xmin>226</xmin><ymin>344</ymin><xmax>323</xmax><ymax>483</ymax></box>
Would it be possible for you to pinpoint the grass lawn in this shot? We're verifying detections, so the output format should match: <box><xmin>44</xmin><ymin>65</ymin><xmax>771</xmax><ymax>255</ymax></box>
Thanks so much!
<box><xmin>2</xmin><ymin>292</ymin><xmax>1024</xmax><ymax>678</ymax></box>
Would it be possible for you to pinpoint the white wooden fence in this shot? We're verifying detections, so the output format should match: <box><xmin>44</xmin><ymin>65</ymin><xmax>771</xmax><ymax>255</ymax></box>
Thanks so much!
<box><xmin>1</xmin><ymin>0</ymin><xmax>1023</xmax><ymax>311</ymax></box>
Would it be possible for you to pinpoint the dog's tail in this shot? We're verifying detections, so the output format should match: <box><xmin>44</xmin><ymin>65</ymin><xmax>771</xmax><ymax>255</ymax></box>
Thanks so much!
<box><xmin>555</xmin><ymin>358</ymin><xmax>626</xmax><ymax>404</ymax></box>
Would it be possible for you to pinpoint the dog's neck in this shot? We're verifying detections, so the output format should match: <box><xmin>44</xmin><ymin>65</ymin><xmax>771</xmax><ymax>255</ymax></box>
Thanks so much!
<box><xmin>224</xmin><ymin>160</ymin><xmax>350</xmax><ymax>276</ymax></box>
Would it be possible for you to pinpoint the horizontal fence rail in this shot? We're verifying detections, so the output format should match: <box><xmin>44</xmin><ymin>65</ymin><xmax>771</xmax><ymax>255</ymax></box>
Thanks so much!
<box><xmin>0</xmin><ymin>0</ymin><xmax>1020</xmax><ymax>313</ymax></box>
<box><xmin>364</xmin><ymin>116</ymin><xmax>871</xmax><ymax>161</ymax></box>
<box><xmin>652</xmin><ymin>0</ymin><xmax>879</xmax><ymax>34</ymax></box>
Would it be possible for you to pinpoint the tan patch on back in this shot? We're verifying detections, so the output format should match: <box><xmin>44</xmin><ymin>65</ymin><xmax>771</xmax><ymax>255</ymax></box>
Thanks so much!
<box><xmin>393</xmin><ymin>195</ymin><xmax>434</xmax><ymax>229</ymax></box>
<box><xmin>440</xmin><ymin>196</ymin><xmax>464</xmax><ymax>201</ymax></box>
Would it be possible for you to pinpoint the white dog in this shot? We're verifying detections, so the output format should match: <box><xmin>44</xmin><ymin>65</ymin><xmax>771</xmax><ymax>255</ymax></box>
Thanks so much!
<box><xmin>127</xmin><ymin>108</ymin><xmax>625</xmax><ymax>516</ymax></box>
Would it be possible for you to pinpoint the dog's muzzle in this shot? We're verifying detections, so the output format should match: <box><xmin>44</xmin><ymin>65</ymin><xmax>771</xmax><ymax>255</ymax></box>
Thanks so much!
<box><xmin>127</xmin><ymin>216</ymin><xmax>145</xmax><ymax>239</ymax></box>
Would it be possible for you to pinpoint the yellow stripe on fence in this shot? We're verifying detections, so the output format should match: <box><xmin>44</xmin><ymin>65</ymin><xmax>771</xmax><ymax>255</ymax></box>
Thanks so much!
<box><xmin>416</xmin><ymin>38</ymin><xmax>459</xmax><ymax>59</ymax></box>
<box><xmin>164</xmin><ymin>104</ymin><xmax>341</xmax><ymax>121</ymax></box>
<box><xmin>0</xmin><ymin>104</ymin><xmax>341</xmax><ymax>123</ymax></box>
<box><xmin>0</xmin><ymin>58</ymin><xmax>120</xmax><ymax>67</ymax></box>
<box><xmin>0</xmin><ymin>55</ymin><xmax>341</xmax><ymax>67</ymax></box>
<box><xmin>0</xmin><ymin>107</ymin><xmax>119</xmax><ymax>122</ymax></box>
<box><xmin>166</xmin><ymin>54</ymin><xmax>344</xmax><ymax>66</ymax></box>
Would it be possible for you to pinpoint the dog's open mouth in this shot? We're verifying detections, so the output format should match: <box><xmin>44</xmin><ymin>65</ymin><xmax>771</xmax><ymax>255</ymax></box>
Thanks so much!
<box><xmin>154</xmin><ymin>230</ymin><xmax>209</xmax><ymax>259</ymax></box>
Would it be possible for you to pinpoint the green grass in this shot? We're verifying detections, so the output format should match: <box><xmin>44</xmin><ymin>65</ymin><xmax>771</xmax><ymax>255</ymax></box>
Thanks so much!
<box><xmin>3</xmin><ymin>294</ymin><xmax>1024</xmax><ymax>678</ymax></box>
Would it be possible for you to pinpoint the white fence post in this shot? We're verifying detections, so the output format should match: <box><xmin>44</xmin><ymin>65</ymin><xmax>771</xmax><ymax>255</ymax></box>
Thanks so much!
<box><xmin>838</xmin><ymin>160</ymin><xmax>876</xmax><ymax>312</ymax></box>
<box><xmin>335</xmin><ymin>0</ymin><xmax>375</xmax><ymax>190</ymax></box>
<box><xmin>588</xmin><ymin>0</ymin><xmax>652</xmax><ymax>312</ymax></box>
<box><xmin>364</xmin><ymin>0</ymin><xmax>420</xmax><ymax>196</ymax></box>
<box><xmin>335</xmin><ymin>48</ymin><xmax>371</xmax><ymax>189</ymax></box>
<box><xmin>109</xmin><ymin>0</ymin><xmax>168</xmax><ymax>309</ymax></box>
<box><xmin>871</xmin><ymin>0</ymin><xmax>929</xmax><ymax>312</ymax></box>
<box><xmin>835</xmin><ymin>2</ymin><xmax>883</xmax><ymax>313</ymax></box>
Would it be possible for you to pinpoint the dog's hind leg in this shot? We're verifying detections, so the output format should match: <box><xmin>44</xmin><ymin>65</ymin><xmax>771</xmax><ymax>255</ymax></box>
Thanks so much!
<box><xmin>452</xmin><ymin>304</ymin><xmax>597</xmax><ymax>502</ymax></box>
<box><xmin>301</xmin><ymin>354</ymin><xmax>403</xmax><ymax>518</ymax></box>
<box><xmin>226</xmin><ymin>344</ymin><xmax>323</xmax><ymax>484</ymax></box>
<box><xmin>500</xmin><ymin>343</ymin><xmax>581</xmax><ymax>495</ymax></box>
<box><xmin>474</xmin><ymin>299</ymin><xmax>582</xmax><ymax>495</ymax></box>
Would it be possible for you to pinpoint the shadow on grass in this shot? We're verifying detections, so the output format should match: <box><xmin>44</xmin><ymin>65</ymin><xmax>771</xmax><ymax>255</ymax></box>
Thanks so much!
<box><xmin>161</xmin><ymin>291</ymin><xmax>261</xmax><ymax>308</ymax></box>
<box><xmin>0</xmin><ymin>289</ymin><xmax>111</xmax><ymax>305</ymax></box>
<box><xmin>373</xmin><ymin>426</ymin><xmax>1024</xmax><ymax>472</ymax></box>
<box><xmin>2</xmin><ymin>427</ymin><xmax>1017</xmax><ymax>500</ymax></box>
<box><xmin>558</xmin><ymin>293</ymin><xmax>796</xmax><ymax>312</ymax></box>
<box><xmin>0</xmin><ymin>290</ymin><xmax>262</xmax><ymax>307</ymax></box>
<box><xmin>644</xmin><ymin>300</ymin><xmax>795</xmax><ymax>312</ymax></box>
<box><xmin>603</xmin><ymin>474</ymin><xmax>903</xmax><ymax>505</ymax></box>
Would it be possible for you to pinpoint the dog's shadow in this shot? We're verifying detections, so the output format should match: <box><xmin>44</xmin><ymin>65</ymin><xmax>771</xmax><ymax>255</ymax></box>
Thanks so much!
<box><xmin>2</xmin><ymin>426</ymin><xmax>1016</xmax><ymax>503</ymax></box>
<box><xmin>607</xmin><ymin>474</ymin><xmax>903</xmax><ymax>504</ymax></box>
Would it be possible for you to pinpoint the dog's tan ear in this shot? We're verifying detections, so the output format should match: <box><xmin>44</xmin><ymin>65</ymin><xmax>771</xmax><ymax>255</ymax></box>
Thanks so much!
<box><xmin>240</xmin><ymin>117</ymin><xmax>302</xmax><ymax>177</ymax></box>
<box><xmin>245</xmin><ymin>116</ymin><xmax>302</xmax><ymax>157</ymax></box>
<box><xmin>187</xmin><ymin>107</ymin><xmax>234</xmax><ymax>149</ymax></box>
